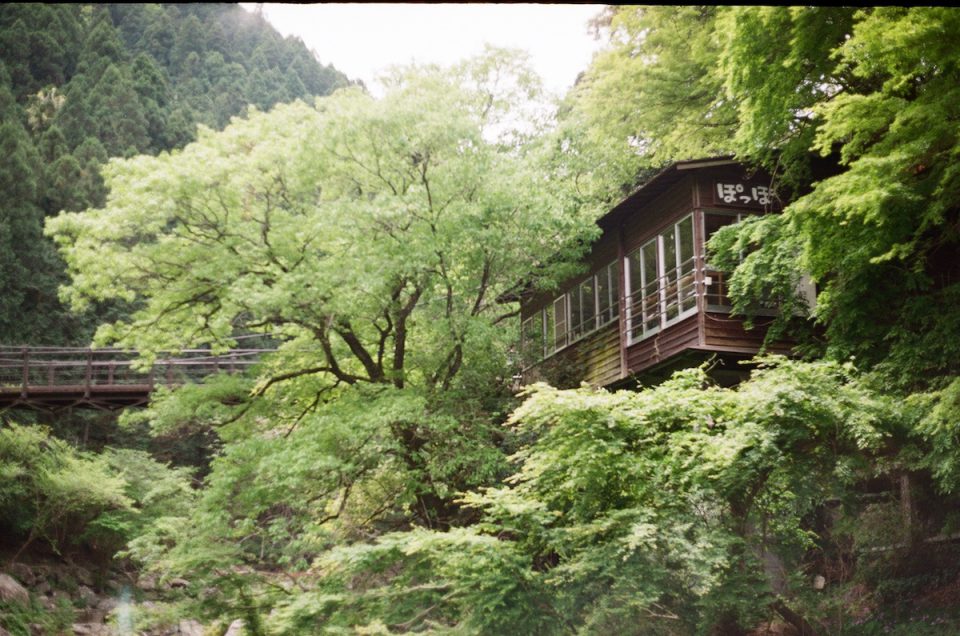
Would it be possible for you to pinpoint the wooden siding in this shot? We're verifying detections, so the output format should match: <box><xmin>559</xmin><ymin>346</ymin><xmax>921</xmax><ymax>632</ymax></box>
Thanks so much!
<box><xmin>622</xmin><ymin>175</ymin><xmax>694</xmax><ymax>253</ymax></box>
<box><xmin>626</xmin><ymin>314</ymin><xmax>700</xmax><ymax>374</ymax></box>
<box><xmin>521</xmin><ymin>230</ymin><xmax>620</xmax><ymax>319</ymax></box>
<box><xmin>522</xmin><ymin>321</ymin><xmax>621</xmax><ymax>389</ymax></box>
<box><xmin>701</xmin><ymin>312</ymin><xmax>793</xmax><ymax>354</ymax></box>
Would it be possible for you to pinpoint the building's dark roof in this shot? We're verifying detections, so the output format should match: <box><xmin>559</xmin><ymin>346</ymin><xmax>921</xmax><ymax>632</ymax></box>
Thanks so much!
<box><xmin>597</xmin><ymin>156</ymin><xmax>737</xmax><ymax>230</ymax></box>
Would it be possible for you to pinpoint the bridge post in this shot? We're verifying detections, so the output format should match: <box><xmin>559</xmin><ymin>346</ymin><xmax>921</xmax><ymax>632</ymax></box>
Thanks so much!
<box><xmin>20</xmin><ymin>347</ymin><xmax>28</xmax><ymax>398</ymax></box>
<box><xmin>84</xmin><ymin>349</ymin><xmax>92</xmax><ymax>398</ymax></box>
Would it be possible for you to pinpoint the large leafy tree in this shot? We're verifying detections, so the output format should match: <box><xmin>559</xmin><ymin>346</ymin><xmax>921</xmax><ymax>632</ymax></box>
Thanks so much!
<box><xmin>49</xmin><ymin>51</ymin><xmax>593</xmax><ymax>622</ymax></box>
<box><xmin>555</xmin><ymin>6</ymin><xmax>738</xmax><ymax>204</ymax></box>
<box><xmin>0</xmin><ymin>3</ymin><xmax>354</xmax><ymax>346</ymax></box>
<box><xmin>252</xmin><ymin>359</ymin><xmax>910</xmax><ymax>634</ymax></box>
<box><xmin>567</xmin><ymin>7</ymin><xmax>960</xmax><ymax>387</ymax></box>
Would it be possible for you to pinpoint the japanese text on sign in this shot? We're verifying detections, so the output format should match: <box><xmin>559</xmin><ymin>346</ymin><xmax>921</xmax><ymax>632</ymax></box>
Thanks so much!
<box><xmin>716</xmin><ymin>182</ymin><xmax>774</xmax><ymax>206</ymax></box>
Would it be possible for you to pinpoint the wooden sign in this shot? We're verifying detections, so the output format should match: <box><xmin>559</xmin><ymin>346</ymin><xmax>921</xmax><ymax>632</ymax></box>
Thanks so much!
<box><xmin>713</xmin><ymin>181</ymin><xmax>777</xmax><ymax>207</ymax></box>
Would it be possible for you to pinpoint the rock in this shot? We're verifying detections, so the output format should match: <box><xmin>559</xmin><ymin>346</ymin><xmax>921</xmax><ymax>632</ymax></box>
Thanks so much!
<box><xmin>8</xmin><ymin>563</ymin><xmax>35</xmax><ymax>586</ymax></box>
<box><xmin>28</xmin><ymin>625</ymin><xmax>44</xmax><ymax>636</ymax></box>
<box><xmin>812</xmin><ymin>574</ymin><xmax>826</xmax><ymax>590</ymax></box>
<box><xmin>72</xmin><ymin>624</ymin><xmax>112</xmax><ymax>636</ymax></box>
<box><xmin>177</xmin><ymin>619</ymin><xmax>204</xmax><ymax>636</ymax></box>
<box><xmin>72</xmin><ymin>566</ymin><xmax>94</xmax><ymax>587</ymax></box>
<box><xmin>97</xmin><ymin>596</ymin><xmax>119</xmax><ymax>612</ymax></box>
<box><xmin>0</xmin><ymin>573</ymin><xmax>29</xmax><ymax>605</ymax></box>
<box><xmin>0</xmin><ymin>625</ymin><xmax>12</xmax><ymax>636</ymax></box>
<box><xmin>139</xmin><ymin>574</ymin><xmax>158</xmax><ymax>591</ymax></box>
<box><xmin>75</xmin><ymin>608</ymin><xmax>106</xmax><ymax>624</ymax></box>
<box><xmin>35</xmin><ymin>580</ymin><xmax>51</xmax><ymax>595</ymax></box>
<box><xmin>224</xmin><ymin>620</ymin><xmax>244</xmax><ymax>636</ymax></box>
<box><xmin>40</xmin><ymin>595</ymin><xmax>57</xmax><ymax>611</ymax></box>
<box><xmin>77</xmin><ymin>584</ymin><xmax>98</xmax><ymax>606</ymax></box>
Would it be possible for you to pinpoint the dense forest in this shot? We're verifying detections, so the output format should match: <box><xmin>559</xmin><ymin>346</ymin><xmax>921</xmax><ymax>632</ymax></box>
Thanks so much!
<box><xmin>4</xmin><ymin>5</ymin><xmax>960</xmax><ymax>636</ymax></box>
<box><xmin>0</xmin><ymin>3</ymin><xmax>350</xmax><ymax>345</ymax></box>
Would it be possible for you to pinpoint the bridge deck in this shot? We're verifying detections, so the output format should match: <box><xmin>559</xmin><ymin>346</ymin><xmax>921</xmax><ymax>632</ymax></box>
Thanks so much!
<box><xmin>0</xmin><ymin>346</ymin><xmax>266</xmax><ymax>410</ymax></box>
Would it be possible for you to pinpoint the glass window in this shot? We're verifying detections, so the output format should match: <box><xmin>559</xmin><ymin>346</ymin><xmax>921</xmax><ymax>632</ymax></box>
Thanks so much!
<box><xmin>626</xmin><ymin>215</ymin><xmax>698</xmax><ymax>342</ymax></box>
<box><xmin>608</xmin><ymin>262</ymin><xmax>620</xmax><ymax>324</ymax></box>
<box><xmin>553</xmin><ymin>295</ymin><xmax>568</xmax><ymax>351</ymax></box>
<box><xmin>677</xmin><ymin>216</ymin><xmax>697</xmax><ymax>313</ymax></box>
<box><xmin>704</xmin><ymin>212</ymin><xmax>744</xmax><ymax>307</ymax></box>
<box><xmin>641</xmin><ymin>239</ymin><xmax>660</xmax><ymax>335</ymax></box>
<box><xmin>597</xmin><ymin>268</ymin><xmax>611</xmax><ymax>325</ymax></box>
<box><xmin>541</xmin><ymin>261</ymin><xmax>622</xmax><ymax>356</ymax></box>
<box><xmin>568</xmin><ymin>285</ymin><xmax>583</xmax><ymax>340</ymax></box>
<box><xmin>628</xmin><ymin>239</ymin><xmax>660</xmax><ymax>340</ymax></box>
<box><xmin>662</xmin><ymin>224</ymin><xmax>679</xmax><ymax>321</ymax></box>
<box><xmin>579</xmin><ymin>278</ymin><xmax>596</xmax><ymax>336</ymax></box>
<box><xmin>520</xmin><ymin>313</ymin><xmax>543</xmax><ymax>367</ymax></box>
<box><xmin>543</xmin><ymin>302</ymin><xmax>556</xmax><ymax>355</ymax></box>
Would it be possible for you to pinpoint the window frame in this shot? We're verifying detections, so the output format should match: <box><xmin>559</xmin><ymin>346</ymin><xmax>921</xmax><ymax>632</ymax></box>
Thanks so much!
<box><xmin>526</xmin><ymin>260</ymin><xmax>622</xmax><ymax>365</ymax></box>
<box><xmin>703</xmin><ymin>210</ymin><xmax>748</xmax><ymax>312</ymax></box>
<box><xmin>626</xmin><ymin>213</ymin><xmax>699</xmax><ymax>345</ymax></box>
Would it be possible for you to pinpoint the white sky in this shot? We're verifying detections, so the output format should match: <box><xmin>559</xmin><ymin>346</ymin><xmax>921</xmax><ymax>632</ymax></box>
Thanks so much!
<box><xmin>240</xmin><ymin>3</ymin><xmax>606</xmax><ymax>98</ymax></box>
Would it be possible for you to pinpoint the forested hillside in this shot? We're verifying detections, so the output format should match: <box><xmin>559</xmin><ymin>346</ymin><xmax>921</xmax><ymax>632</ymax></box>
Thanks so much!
<box><xmin>0</xmin><ymin>4</ymin><xmax>350</xmax><ymax>344</ymax></box>
<box><xmin>4</xmin><ymin>6</ymin><xmax>960</xmax><ymax>636</ymax></box>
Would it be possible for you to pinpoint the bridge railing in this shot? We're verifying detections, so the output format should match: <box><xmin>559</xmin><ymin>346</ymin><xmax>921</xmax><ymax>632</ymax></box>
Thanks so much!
<box><xmin>0</xmin><ymin>346</ymin><xmax>267</xmax><ymax>393</ymax></box>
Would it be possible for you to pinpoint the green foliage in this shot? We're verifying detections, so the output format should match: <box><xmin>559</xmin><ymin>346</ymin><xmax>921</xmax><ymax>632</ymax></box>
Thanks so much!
<box><xmin>560</xmin><ymin>6</ymin><xmax>737</xmax><ymax>201</ymax></box>
<box><xmin>55</xmin><ymin>51</ymin><xmax>592</xmax><ymax>628</ymax></box>
<box><xmin>270</xmin><ymin>528</ymin><xmax>556</xmax><ymax>635</ymax></box>
<box><xmin>0</xmin><ymin>422</ymin><xmax>194</xmax><ymax>558</ymax></box>
<box><xmin>912</xmin><ymin>378</ymin><xmax>960</xmax><ymax>494</ymax></box>
<box><xmin>0</xmin><ymin>3</ymin><xmax>353</xmax><ymax>345</ymax></box>
<box><xmin>458</xmin><ymin>359</ymin><xmax>900</xmax><ymax>631</ymax></box>
<box><xmin>47</xmin><ymin>48</ymin><xmax>591</xmax><ymax>522</ymax></box>
<box><xmin>118</xmin><ymin>372</ymin><xmax>252</xmax><ymax>437</ymax></box>
<box><xmin>0</xmin><ymin>423</ymin><xmax>132</xmax><ymax>556</ymax></box>
<box><xmin>20</xmin><ymin>7</ymin><xmax>960</xmax><ymax>633</ymax></box>
<box><xmin>0</xmin><ymin>594</ymin><xmax>75</xmax><ymax>636</ymax></box>
<box><xmin>86</xmin><ymin>447</ymin><xmax>196</xmax><ymax>547</ymax></box>
<box><xmin>190</xmin><ymin>359</ymin><xmax>906</xmax><ymax>633</ymax></box>
<box><xmin>564</xmin><ymin>7</ymin><xmax>960</xmax><ymax>386</ymax></box>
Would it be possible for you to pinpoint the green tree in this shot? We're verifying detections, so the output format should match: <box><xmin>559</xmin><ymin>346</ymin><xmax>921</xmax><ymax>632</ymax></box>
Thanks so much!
<box><xmin>88</xmin><ymin>63</ymin><xmax>151</xmax><ymax>156</ymax></box>
<box><xmin>248</xmin><ymin>359</ymin><xmax>908</xmax><ymax>634</ymax></box>
<box><xmin>569</xmin><ymin>7</ymin><xmax>960</xmax><ymax>387</ymax></box>
<box><xmin>705</xmin><ymin>8</ymin><xmax>960</xmax><ymax>386</ymax></box>
<box><xmin>0</xmin><ymin>424</ymin><xmax>132</xmax><ymax>563</ymax></box>
<box><xmin>131</xmin><ymin>52</ymin><xmax>171</xmax><ymax>150</ymax></box>
<box><xmin>557</xmin><ymin>6</ymin><xmax>738</xmax><ymax>203</ymax></box>
<box><xmin>50</xmin><ymin>52</ymin><xmax>592</xmax><ymax>620</ymax></box>
<box><xmin>74</xmin><ymin>7</ymin><xmax>128</xmax><ymax>87</ymax></box>
<box><xmin>0</xmin><ymin>77</ymin><xmax>65</xmax><ymax>343</ymax></box>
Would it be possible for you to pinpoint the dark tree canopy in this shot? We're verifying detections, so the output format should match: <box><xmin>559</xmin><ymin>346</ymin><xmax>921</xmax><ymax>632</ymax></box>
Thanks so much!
<box><xmin>0</xmin><ymin>3</ymin><xmax>353</xmax><ymax>344</ymax></box>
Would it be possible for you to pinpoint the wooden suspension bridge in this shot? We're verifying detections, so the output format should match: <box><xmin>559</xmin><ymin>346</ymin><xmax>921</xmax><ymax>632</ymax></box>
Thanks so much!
<box><xmin>0</xmin><ymin>346</ymin><xmax>268</xmax><ymax>411</ymax></box>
